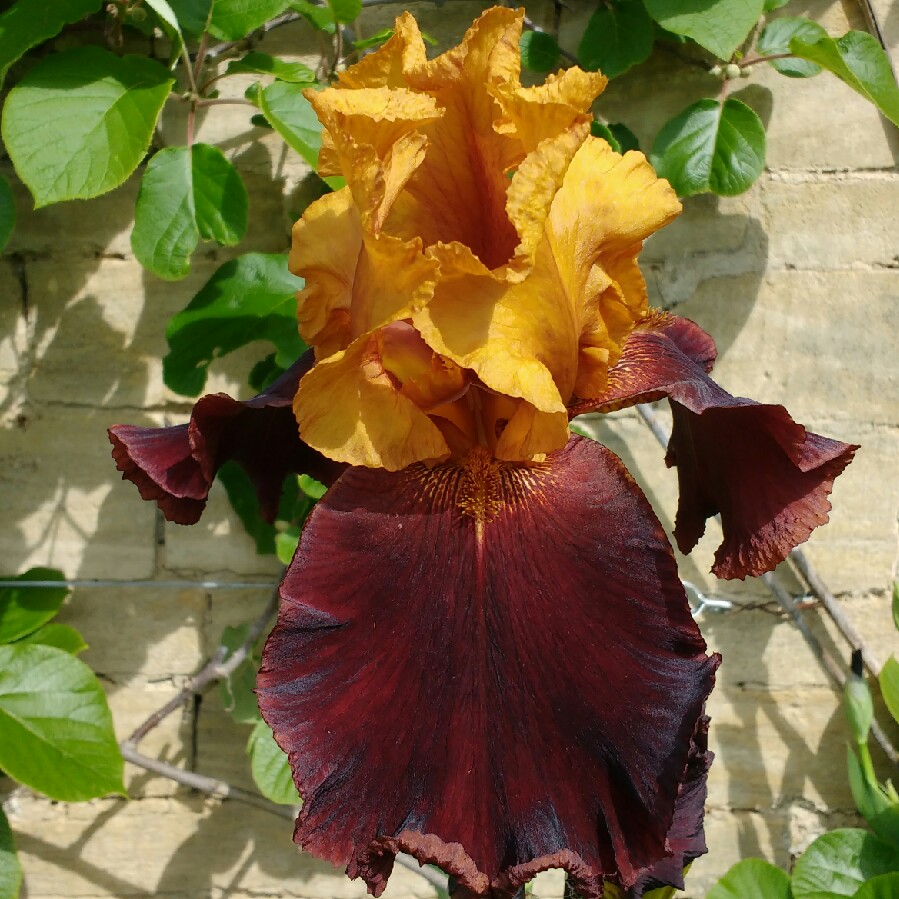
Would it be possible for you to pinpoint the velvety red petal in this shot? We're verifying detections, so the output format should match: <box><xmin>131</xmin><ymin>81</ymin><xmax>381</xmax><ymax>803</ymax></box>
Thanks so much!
<box><xmin>108</xmin><ymin>353</ymin><xmax>344</xmax><ymax>525</ymax></box>
<box><xmin>257</xmin><ymin>435</ymin><xmax>718</xmax><ymax>897</ymax></box>
<box><xmin>616</xmin><ymin>715</ymin><xmax>713</xmax><ymax>898</ymax></box>
<box><xmin>571</xmin><ymin>316</ymin><xmax>857</xmax><ymax>579</ymax></box>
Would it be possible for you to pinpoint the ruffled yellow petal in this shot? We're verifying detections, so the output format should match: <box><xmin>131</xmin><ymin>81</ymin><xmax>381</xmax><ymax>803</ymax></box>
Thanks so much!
<box><xmin>336</xmin><ymin>12</ymin><xmax>427</xmax><ymax>90</ymax></box>
<box><xmin>295</xmin><ymin>332</ymin><xmax>450</xmax><ymax>470</ymax></box>
<box><xmin>491</xmin><ymin>68</ymin><xmax>608</xmax><ymax>153</ymax></box>
<box><xmin>290</xmin><ymin>189</ymin><xmax>438</xmax><ymax>357</ymax></box>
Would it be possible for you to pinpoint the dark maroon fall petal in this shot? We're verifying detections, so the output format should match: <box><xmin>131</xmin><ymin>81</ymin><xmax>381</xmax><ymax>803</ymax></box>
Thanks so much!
<box><xmin>257</xmin><ymin>435</ymin><xmax>719</xmax><ymax>898</ymax></box>
<box><xmin>571</xmin><ymin>314</ymin><xmax>857</xmax><ymax>580</ymax></box>
<box><xmin>108</xmin><ymin>352</ymin><xmax>345</xmax><ymax>525</ymax></box>
<box><xmin>613</xmin><ymin>715</ymin><xmax>713</xmax><ymax>898</ymax></box>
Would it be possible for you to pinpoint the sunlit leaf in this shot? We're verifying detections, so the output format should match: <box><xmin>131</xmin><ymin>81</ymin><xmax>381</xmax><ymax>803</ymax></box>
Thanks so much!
<box><xmin>327</xmin><ymin>0</ymin><xmax>361</xmax><ymax>24</ymax></box>
<box><xmin>0</xmin><ymin>568</ymin><xmax>68</xmax><ymax>645</ymax></box>
<box><xmin>131</xmin><ymin>144</ymin><xmax>248</xmax><ymax>280</ymax></box>
<box><xmin>0</xmin><ymin>644</ymin><xmax>125</xmax><ymax>801</ymax></box>
<box><xmin>706</xmin><ymin>859</ymin><xmax>791</xmax><ymax>899</ymax></box>
<box><xmin>791</xmin><ymin>828</ymin><xmax>899</xmax><ymax>898</ymax></box>
<box><xmin>0</xmin><ymin>0</ymin><xmax>102</xmax><ymax>80</ymax></box>
<box><xmin>1</xmin><ymin>47</ymin><xmax>173</xmax><ymax>207</ymax></box>
<box><xmin>165</xmin><ymin>0</ymin><xmax>211</xmax><ymax>34</ymax></box>
<box><xmin>790</xmin><ymin>30</ymin><xmax>899</xmax><ymax>127</ymax></box>
<box><xmin>579</xmin><ymin>2</ymin><xmax>655</xmax><ymax>79</ymax></box>
<box><xmin>247</xmin><ymin>720</ymin><xmax>300</xmax><ymax>804</ymax></box>
<box><xmin>520</xmin><ymin>30</ymin><xmax>560</xmax><ymax>73</ymax></box>
<box><xmin>163</xmin><ymin>253</ymin><xmax>305</xmax><ymax>396</ymax></box>
<box><xmin>880</xmin><ymin>656</ymin><xmax>899</xmax><ymax>726</ymax></box>
<box><xmin>144</xmin><ymin>0</ymin><xmax>184</xmax><ymax>51</ymax></box>
<box><xmin>758</xmin><ymin>18</ymin><xmax>827</xmax><ymax>78</ymax></box>
<box><xmin>16</xmin><ymin>623</ymin><xmax>87</xmax><ymax>655</ymax></box>
<box><xmin>217</xmin><ymin>622</ymin><xmax>262</xmax><ymax>725</ymax></box>
<box><xmin>650</xmin><ymin>97</ymin><xmax>766</xmax><ymax>196</ymax></box>
<box><xmin>288</xmin><ymin>0</ymin><xmax>336</xmax><ymax>34</ymax></box>
<box><xmin>643</xmin><ymin>0</ymin><xmax>764</xmax><ymax>60</ymax></box>
<box><xmin>256</xmin><ymin>81</ymin><xmax>323</xmax><ymax>169</ymax></box>
<box><xmin>275</xmin><ymin>527</ymin><xmax>302</xmax><ymax>566</ymax></box>
<box><xmin>854</xmin><ymin>873</ymin><xmax>899</xmax><ymax>899</ymax></box>
<box><xmin>208</xmin><ymin>0</ymin><xmax>291</xmax><ymax>41</ymax></box>
<box><xmin>0</xmin><ymin>807</ymin><xmax>21</xmax><ymax>899</ymax></box>
<box><xmin>226</xmin><ymin>51</ymin><xmax>315</xmax><ymax>83</ymax></box>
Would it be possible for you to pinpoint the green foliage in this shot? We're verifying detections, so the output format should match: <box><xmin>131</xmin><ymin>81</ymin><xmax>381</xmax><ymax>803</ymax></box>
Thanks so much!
<box><xmin>844</xmin><ymin>663</ymin><xmax>874</xmax><ymax>745</ymax></box>
<box><xmin>165</xmin><ymin>0</ymin><xmax>212</xmax><ymax>34</ymax></box>
<box><xmin>327</xmin><ymin>0</ymin><xmax>361</xmax><ymax>24</ymax></box>
<box><xmin>218</xmin><ymin>622</ymin><xmax>263</xmax><ymax>724</ymax></box>
<box><xmin>289</xmin><ymin>0</ymin><xmax>336</xmax><ymax>34</ymax></box>
<box><xmin>791</xmin><ymin>829</ymin><xmax>899</xmax><ymax>898</ymax></box>
<box><xmin>0</xmin><ymin>807</ymin><xmax>21</xmax><ymax>899</ymax></box>
<box><xmin>226</xmin><ymin>51</ymin><xmax>315</xmax><ymax>83</ymax></box>
<box><xmin>132</xmin><ymin>144</ymin><xmax>248</xmax><ymax>280</ymax></box>
<box><xmin>790</xmin><ymin>31</ymin><xmax>899</xmax><ymax>127</ymax></box>
<box><xmin>706</xmin><ymin>858</ymin><xmax>792</xmax><ymax>899</ymax></box>
<box><xmin>247</xmin><ymin>720</ymin><xmax>300</xmax><ymax>804</ymax></box>
<box><xmin>0</xmin><ymin>568</ymin><xmax>68</xmax><ymax>644</ymax></box>
<box><xmin>650</xmin><ymin>98</ymin><xmax>766</xmax><ymax>197</ymax></box>
<box><xmin>643</xmin><ymin>0</ymin><xmax>763</xmax><ymax>60</ymax></box>
<box><xmin>0</xmin><ymin>0</ymin><xmax>102</xmax><ymax>80</ymax></box>
<box><xmin>16</xmin><ymin>623</ymin><xmax>88</xmax><ymax>655</ymax></box>
<box><xmin>0</xmin><ymin>644</ymin><xmax>125</xmax><ymax>802</ymax></box>
<box><xmin>352</xmin><ymin>28</ymin><xmax>395</xmax><ymax>52</ymax></box>
<box><xmin>162</xmin><ymin>253</ymin><xmax>305</xmax><ymax>396</ymax></box>
<box><xmin>255</xmin><ymin>81</ymin><xmax>325</xmax><ymax>171</ymax></box>
<box><xmin>854</xmin><ymin>873</ymin><xmax>899</xmax><ymax>899</ymax></box>
<box><xmin>520</xmin><ymin>30</ymin><xmax>560</xmax><ymax>73</ymax></box>
<box><xmin>206</xmin><ymin>0</ymin><xmax>292</xmax><ymax>42</ymax></box>
<box><xmin>579</xmin><ymin>2</ymin><xmax>655</xmax><ymax>79</ymax></box>
<box><xmin>881</xmin><ymin>656</ymin><xmax>899</xmax><ymax>724</ymax></box>
<box><xmin>0</xmin><ymin>174</ymin><xmax>14</xmax><ymax>253</ymax></box>
<box><xmin>757</xmin><ymin>18</ymin><xmax>827</xmax><ymax>78</ymax></box>
<box><xmin>1</xmin><ymin>47</ymin><xmax>173</xmax><ymax>208</ymax></box>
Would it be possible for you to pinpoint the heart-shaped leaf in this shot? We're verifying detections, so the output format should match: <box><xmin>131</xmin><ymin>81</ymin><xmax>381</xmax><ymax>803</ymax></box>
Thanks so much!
<box><xmin>247</xmin><ymin>720</ymin><xmax>300</xmax><ymax>804</ymax></box>
<box><xmin>758</xmin><ymin>18</ymin><xmax>827</xmax><ymax>78</ymax></box>
<box><xmin>0</xmin><ymin>644</ymin><xmax>125</xmax><ymax>801</ymax></box>
<box><xmin>579</xmin><ymin>2</ymin><xmax>655</xmax><ymax>79</ymax></box>
<box><xmin>790</xmin><ymin>30</ymin><xmax>899</xmax><ymax>127</ymax></box>
<box><xmin>643</xmin><ymin>0</ymin><xmax>764</xmax><ymax>60</ymax></box>
<box><xmin>131</xmin><ymin>144</ymin><xmax>248</xmax><ymax>280</ymax></box>
<box><xmin>2</xmin><ymin>47</ymin><xmax>173</xmax><ymax>207</ymax></box>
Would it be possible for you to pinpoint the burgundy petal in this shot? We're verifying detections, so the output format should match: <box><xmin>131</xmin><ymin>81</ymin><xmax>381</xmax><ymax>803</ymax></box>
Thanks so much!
<box><xmin>108</xmin><ymin>353</ymin><xmax>345</xmax><ymax>525</ymax></box>
<box><xmin>571</xmin><ymin>315</ymin><xmax>857</xmax><ymax>579</ymax></box>
<box><xmin>257</xmin><ymin>435</ymin><xmax>719</xmax><ymax>897</ymax></box>
<box><xmin>615</xmin><ymin>716</ymin><xmax>713</xmax><ymax>898</ymax></box>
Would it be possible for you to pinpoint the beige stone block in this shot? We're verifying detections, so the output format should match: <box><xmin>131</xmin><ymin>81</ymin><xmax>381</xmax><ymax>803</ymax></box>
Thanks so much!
<box><xmin>764</xmin><ymin>176</ymin><xmax>899</xmax><ymax>271</ymax></box>
<box><xmin>0</xmin><ymin>259</ymin><xmax>30</xmax><ymax>421</ymax></box>
<box><xmin>7</xmin><ymin>796</ymin><xmax>439</xmax><ymax>898</ymax></box>
<box><xmin>0</xmin><ymin>405</ymin><xmax>157</xmax><ymax>578</ymax></box>
<box><xmin>59</xmin><ymin>585</ymin><xmax>204</xmax><ymax>681</ymax></box>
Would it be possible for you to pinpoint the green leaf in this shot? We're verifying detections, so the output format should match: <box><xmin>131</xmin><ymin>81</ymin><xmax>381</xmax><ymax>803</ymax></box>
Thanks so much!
<box><xmin>0</xmin><ymin>644</ymin><xmax>125</xmax><ymax>801</ymax></box>
<box><xmin>854</xmin><ymin>873</ymin><xmax>899</xmax><ymax>899</ymax></box>
<box><xmin>16</xmin><ymin>623</ymin><xmax>87</xmax><ymax>655</ymax></box>
<box><xmin>0</xmin><ymin>806</ymin><xmax>21</xmax><ymax>899</ymax></box>
<box><xmin>520</xmin><ymin>30</ymin><xmax>560</xmax><ymax>73</ymax></box>
<box><xmin>880</xmin><ymin>656</ymin><xmax>899</xmax><ymax>726</ymax></box>
<box><xmin>247</xmin><ymin>720</ymin><xmax>300</xmax><ymax>804</ymax></box>
<box><xmin>650</xmin><ymin>97</ymin><xmax>766</xmax><ymax>197</ymax></box>
<box><xmin>609</xmin><ymin>122</ymin><xmax>640</xmax><ymax>153</ymax></box>
<box><xmin>288</xmin><ymin>1</ymin><xmax>336</xmax><ymax>34</ymax></box>
<box><xmin>299</xmin><ymin>473</ymin><xmax>326</xmax><ymax>500</ymax></box>
<box><xmin>165</xmin><ymin>0</ymin><xmax>212</xmax><ymax>34</ymax></box>
<box><xmin>225</xmin><ymin>51</ymin><xmax>315</xmax><ymax>83</ymax></box>
<box><xmin>352</xmin><ymin>27</ymin><xmax>394</xmax><ymax>51</ymax></box>
<box><xmin>217</xmin><ymin>622</ymin><xmax>262</xmax><ymax>725</ymax></box>
<box><xmin>257</xmin><ymin>81</ymin><xmax>323</xmax><ymax>170</ymax></box>
<box><xmin>208</xmin><ymin>0</ymin><xmax>291</xmax><ymax>42</ymax></box>
<box><xmin>643</xmin><ymin>0</ymin><xmax>764</xmax><ymax>60</ymax></box>
<box><xmin>163</xmin><ymin>253</ymin><xmax>305</xmax><ymax>396</ymax></box>
<box><xmin>763</xmin><ymin>0</ymin><xmax>791</xmax><ymax>10</ymax></box>
<box><xmin>579</xmin><ymin>2</ymin><xmax>655</xmax><ymax>79</ymax></box>
<box><xmin>845</xmin><ymin>664</ymin><xmax>874</xmax><ymax>744</ymax></box>
<box><xmin>0</xmin><ymin>568</ymin><xmax>68</xmax><ymax>644</ymax></box>
<box><xmin>275</xmin><ymin>526</ymin><xmax>302</xmax><ymax>566</ymax></box>
<box><xmin>144</xmin><ymin>0</ymin><xmax>184</xmax><ymax>44</ymax></box>
<box><xmin>131</xmin><ymin>144</ymin><xmax>248</xmax><ymax>280</ymax></box>
<box><xmin>0</xmin><ymin>0</ymin><xmax>102</xmax><ymax>80</ymax></box>
<box><xmin>758</xmin><ymin>18</ymin><xmax>827</xmax><ymax>77</ymax></box>
<box><xmin>327</xmin><ymin>0</ymin><xmax>361</xmax><ymax>24</ymax></box>
<box><xmin>892</xmin><ymin>582</ymin><xmax>899</xmax><ymax>632</ymax></box>
<box><xmin>0</xmin><ymin>174</ymin><xmax>14</xmax><ymax>253</ymax></box>
<box><xmin>1</xmin><ymin>47</ymin><xmax>174</xmax><ymax>208</ymax></box>
<box><xmin>790</xmin><ymin>31</ymin><xmax>899</xmax><ymax>127</ymax></box>
<box><xmin>847</xmin><ymin>746</ymin><xmax>899</xmax><ymax>848</ymax></box>
<box><xmin>591</xmin><ymin>121</ymin><xmax>622</xmax><ymax>153</ymax></box>
<box><xmin>706</xmin><ymin>859</ymin><xmax>792</xmax><ymax>899</ymax></box>
<box><xmin>792</xmin><ymin>828</ymin><xmax>899</xmax><ymax>898</ymax></box>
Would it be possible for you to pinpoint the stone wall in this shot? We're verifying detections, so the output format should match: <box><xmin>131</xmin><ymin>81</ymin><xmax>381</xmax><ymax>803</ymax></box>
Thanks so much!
<box><xmin>1</xmin><ymin>2</ymin><xmax>898</xmax><ymax>897</ymax></box>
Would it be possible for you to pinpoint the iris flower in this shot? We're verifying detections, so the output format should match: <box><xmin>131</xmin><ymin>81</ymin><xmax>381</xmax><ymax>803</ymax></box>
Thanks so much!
<box><xmin>109</xmin><ymin>8</ymin><xmax>856</xmax><ymax>898</ymax></box>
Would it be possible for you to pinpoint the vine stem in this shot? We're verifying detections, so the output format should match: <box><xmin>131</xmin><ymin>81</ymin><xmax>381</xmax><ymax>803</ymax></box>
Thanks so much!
<box><xmin>635</xmin><ymin>403</ymin><xmax>899</xmax><ymax>766</ymax></box>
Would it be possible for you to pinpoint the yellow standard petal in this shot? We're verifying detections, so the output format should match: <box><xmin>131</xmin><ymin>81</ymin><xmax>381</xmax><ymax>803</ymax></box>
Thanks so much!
<box><xmin>335</xmin><ymin>11</ymin><xmax>427</xmax><ymax>90</ymax></box>
<box><xmin>290</xmin><ymin>188</ymin><xmax>438</xmax><ymax>357</ymax></box>
<box><xmin>294</xmin><ymin>331</ymin><xmax>450</xmax><ymax>470</ymax></box>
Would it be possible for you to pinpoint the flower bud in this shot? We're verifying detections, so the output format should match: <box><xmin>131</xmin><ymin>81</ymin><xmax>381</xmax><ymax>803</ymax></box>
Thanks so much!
<box><xmin>725</xmin><ymin>63</ymin><xmax>741</xmax><ymax>79</ymax></box>
<box><xmin>844</xmin><ymin>649</ymin><xmax>873</xmax><ymax>744</ymax></box>
<box><xmin>709</xmin><ymin>64</ymin><xmax>723</xmax><ymax>78</ymax></box>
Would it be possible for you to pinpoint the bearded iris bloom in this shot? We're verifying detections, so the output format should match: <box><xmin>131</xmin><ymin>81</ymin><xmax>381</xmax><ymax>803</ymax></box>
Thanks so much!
<box><xmin>109</xmin><ymin>8</ymin><xmax>857</xmax><ymax>899</ymax></box>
